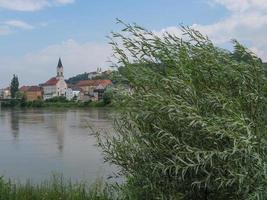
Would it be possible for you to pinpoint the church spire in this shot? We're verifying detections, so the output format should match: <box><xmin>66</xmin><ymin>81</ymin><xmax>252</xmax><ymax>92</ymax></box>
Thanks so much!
<box><xmin>57</xmin><ymin>58</ymin><xmax>63</xmax><ymax>68</ymax></box>
<box><xmin>56</xmin><ymin>58</ymin><xmax>64</xmax><ymax>78</ymax></box>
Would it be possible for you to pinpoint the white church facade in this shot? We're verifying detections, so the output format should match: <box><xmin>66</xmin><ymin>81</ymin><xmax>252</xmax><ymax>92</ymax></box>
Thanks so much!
<box><xmin>42</xmin><ymin>58</ymin><xmax>68</xmax><ymax>100</ymax></box>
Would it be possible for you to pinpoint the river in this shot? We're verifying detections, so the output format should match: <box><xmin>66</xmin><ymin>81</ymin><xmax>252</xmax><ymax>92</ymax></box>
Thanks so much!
<box><xmin>0</xmin><ymin>107</ymin><xmax>116</xmax><ymax>183</ymax></box>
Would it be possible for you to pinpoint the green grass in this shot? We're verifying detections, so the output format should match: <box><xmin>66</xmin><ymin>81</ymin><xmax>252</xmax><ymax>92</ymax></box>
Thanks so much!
<box><xmin>0</xmin><ymin>176</ymin><xmax>113</xmax><ymax>200</ymax></box>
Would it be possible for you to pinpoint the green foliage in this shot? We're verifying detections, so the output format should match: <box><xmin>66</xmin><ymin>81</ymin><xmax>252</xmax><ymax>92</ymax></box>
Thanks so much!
<box><xmin>78</xmin><ymin>100</ymin><xmax>93</xmax><ymax>107</ymax></box>
<box><xmin>110</xmin><ymin>67</ymin><xmax>129</xmax><ymax>85</ymax></box>
<box><xmin>103</xmin><ymin>88</ymin><xmax>113</xmax><ymax>105</ymax></box>
<box><xmin>0</xmin><ymin>176</ymin><xmax>112</xmax><ymax>200</ymax></box>
<box><xmin>10</xmin><ymin>74</ymin><xmax>19</xmax><ymax>99</ymax></box>
<box><xmin>20</xmin><ymin>94</ymin><xmax>27</xmax><ymax>107</ymax></box>
<box><xmin>98</xmin><ymin>21</ymin><xmax>267</xmax><ymax>199</ymax></box>
<box><xmin>81</xmin><ymin>100</ymin><xmax>106</xmax><ymax>107</ymax></box>
<box><xmin>66</xmin><ymin>69</ymin><xmax>117</xmax><ymax>84</ymax></box>
<box><xmin>92</xmin><ymin>73</ymin><xmax>111</xmax><ymax>80</ymax></box>
<box><xmin>66</xmin><ymin>72</ymin><xmax>89</xmax><ymax>84</ymax></box>
<box><xmin>26</xmin><ymin>100</ymin><xmax>45</xmax><ymax>107</ymax></box>
<box><xmin>45</xmin><ymin>96</ymin><xmax>68</xmax><ymax>103</ymax></box>
<box><xmin>1</xmin><ymin>99</ymin><xmax>20</xmax><ymax>107</ymax></box>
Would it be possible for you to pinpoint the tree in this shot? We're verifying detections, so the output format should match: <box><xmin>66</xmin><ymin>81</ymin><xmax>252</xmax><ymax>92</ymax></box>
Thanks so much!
<box><xmin>10</xmin><ymin>74</ymin><xmax>19</xmax><ymax>99</ymax></box>
<box><xmin>66</xmin><ymin>72</ymin><xmax>89</xmax><ymax>84</ymax></box>
<box><xmin>98</xmin><ymin>21</ymin><xmax>267</xmax><ymax>200</ymax></box>
<box><xmin>103</xmin><ymin>88</ymin><xmax>113</xmax><ymax>105</ymax></box>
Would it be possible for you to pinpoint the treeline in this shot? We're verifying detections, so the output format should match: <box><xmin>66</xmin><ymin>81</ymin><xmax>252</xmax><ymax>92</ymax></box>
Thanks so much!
<box><xmin>1</xmin><ymin>96</ymin><xmax>111</xmax><ymax>108</ymax></box>
<box><xmin>65</xmin><ymin>72</ymin><xmax>90</xmax><ymax>84</ymax></box>
<box><xmin>65</xmin><ymin>71</ymin><xmax>113</xmax><ymax>85</ymax></box>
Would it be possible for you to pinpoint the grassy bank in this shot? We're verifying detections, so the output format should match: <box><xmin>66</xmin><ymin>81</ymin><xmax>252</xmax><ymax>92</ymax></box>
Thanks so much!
<box><xmin>1</xmin><ymin>100</ymin><xmax>111</xmax><ymax>108</ymax></box>
<box><xmin>0</xmin><ymin>176</ymin><xmax>112</xmax><ymax>200</ymax></box>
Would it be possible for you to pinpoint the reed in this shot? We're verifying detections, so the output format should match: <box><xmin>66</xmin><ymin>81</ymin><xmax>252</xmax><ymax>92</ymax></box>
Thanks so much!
<box><xmin>0</xmin><ymin>176</ymin><xmax>112</xmax><ymax>200</ymax></box>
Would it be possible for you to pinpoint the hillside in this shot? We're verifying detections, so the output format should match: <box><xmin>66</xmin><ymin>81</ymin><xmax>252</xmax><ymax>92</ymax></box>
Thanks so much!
<box><xmin>65</xmin><ymin>72</ymin><xmax>89</xmax><ymax>85</ymax></box>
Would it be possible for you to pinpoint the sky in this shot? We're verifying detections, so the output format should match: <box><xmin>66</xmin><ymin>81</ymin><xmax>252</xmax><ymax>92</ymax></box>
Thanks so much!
<box><xmin>0</xmin><ymin>0</ymin><xmax>266</xmax><ymax>87</ymax></box>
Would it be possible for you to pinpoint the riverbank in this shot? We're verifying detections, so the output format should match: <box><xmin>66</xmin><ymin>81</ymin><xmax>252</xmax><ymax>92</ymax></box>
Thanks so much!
<box><xmin>0</xmin><ymin>176</ymin><xmax>112</xmax><ymax>200</ymax></box>
<box><xmin>0</xmin><ymin>100</ymin><xmax>111</xmax><ymax>108</ymax></box>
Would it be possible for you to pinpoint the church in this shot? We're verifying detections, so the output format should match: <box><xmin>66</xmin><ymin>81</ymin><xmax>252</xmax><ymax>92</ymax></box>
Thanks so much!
<box><xmin>42</xmin><ymin>58</ymin><xmax>68</xmax><ymax>100</ymax></box>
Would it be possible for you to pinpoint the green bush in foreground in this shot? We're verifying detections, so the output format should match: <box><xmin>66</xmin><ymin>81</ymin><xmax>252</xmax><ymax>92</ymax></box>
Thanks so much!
<box><xmin>98</xmin><ymin>21</ymin><xmax>267</xmax><ymax>199</ymax></box>
<box><xmin>0</xmin><ymin>176</ymin><xmax>112</xmax><ymax>200</ymax></box>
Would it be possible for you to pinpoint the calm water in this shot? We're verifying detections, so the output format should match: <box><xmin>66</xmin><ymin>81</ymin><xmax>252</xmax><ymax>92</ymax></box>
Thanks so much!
<box><xmin>0</xmin><ymin>108</ymin><xmax>116</xmax><ymax>183</ymax></box>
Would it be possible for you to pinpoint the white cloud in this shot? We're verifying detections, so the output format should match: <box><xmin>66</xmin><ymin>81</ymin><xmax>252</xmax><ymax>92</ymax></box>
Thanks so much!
<box><xmin>191</xmin><ymin>12</ymin><xmax>267</xmax><ymax>43</ymax></box>
<box><xmin>212</xmin><ymin>0</ymin><xmax>267</xmax><ymax>12</ymax></box>
<box><xmin>4</xmin><ymin>20</ymin><xmax>34</xmax><ymax>30</ymax></box>
<box><xmin>0</xmin><ymin>20</ymin><xmax>34</xmax><ymax>36</ymax></box>
<box><xmin>155</xmin><ymin>0</ymin><xmax>267</xmax><ymax>61</ymax></box>
<box><xmin>0</xmin><ymin>39</ymin><xmax>112</xmax><ymax>87</ymax></box>
<box><xmin>154</xmin><ymin>26</ymin><xmax>183</xmax><ymax>38</ymax></box>
<box><xmin>0</xmin><ymin>0</ymin><xmax>75</xmax><ymax>11</ymax></box>
<box><xmin>55</xmin><ymin>0</ymin><xmax>75</xmax><ymax>4</ymax></box>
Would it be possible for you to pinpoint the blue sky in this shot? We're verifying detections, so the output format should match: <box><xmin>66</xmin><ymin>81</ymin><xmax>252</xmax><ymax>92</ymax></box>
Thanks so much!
<box><xmin>0</xmin><ymin>0</ymin><xmax>266</xmax><ymax>87</ymax></box>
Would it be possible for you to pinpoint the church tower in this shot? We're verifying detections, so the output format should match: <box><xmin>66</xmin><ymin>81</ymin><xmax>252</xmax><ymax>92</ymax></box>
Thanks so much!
<box><xmin>56</xmin><ymin>58</ymin><xmax>64</xmax><ymax>79</ymax></box>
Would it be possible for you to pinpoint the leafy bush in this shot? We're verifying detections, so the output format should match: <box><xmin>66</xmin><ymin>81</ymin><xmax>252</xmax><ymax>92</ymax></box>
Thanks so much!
<box><xmin>103</xmin><ymin>88</ymin><xmax>113</xmax><ymax>105</ymax></box>
<box><xmin>31</xmin><ymin>100</ymin><xmax>44</xmax><ymax>107</ymax></box>
<box><xmin>98</xmin><ymin>22</ymin><xmax>267</xmax><ymax>200</ymax></box>
<box><xmin>1</xmin><ymin>99</ymin><xmax>20</xmax><ymax>107</ymax></box>
<box><xmin>45</xmin><ymin>96</ymin><xmax>68</xmax><ymax>103</ymax></box>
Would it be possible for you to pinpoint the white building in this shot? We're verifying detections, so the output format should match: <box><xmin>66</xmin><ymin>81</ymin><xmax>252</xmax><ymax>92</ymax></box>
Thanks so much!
<box><xmin>88</xmin><ymin>68</ymin><xmax>101</xmax><ymax>79</ymax></box>
<box><xmin>66</xmin><ymin>87</ymin><xmax>82</xmax><ymax>101</ymax></box>
<box><xmin>42</xmin><ymin>58</ymin><xmax>68</xmax><ymax>100</ymax></box>
<box><xmin>0</xmin><ymin>87</ymin><xmax>11</xmax><ymax>99</ymax></box>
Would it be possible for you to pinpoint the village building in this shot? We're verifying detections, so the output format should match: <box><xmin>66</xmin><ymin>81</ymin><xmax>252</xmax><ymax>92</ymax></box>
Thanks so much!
<box><xmin>25</xmin><ymin>86</ymin><xmax>43</xmax><ymax>101</ymax></box>
<box><xmin>42</xmin><ymin>58</ymin><xmax>68</xmax><ymax>100</ymax></box>
<box><xmin>93</xmin><ymin>84</ymin><xmax>107</xmax><ymax>101</ymax></box>
<box><xmin>20</xmin><ymin>86</ymin><xmax>30</xmax><ymax>93</ymax></box>
<box><xmin>66</xmin><ymin>87</ymin><xmax>82</xmax><ymax>101</ymax></box>
<box><xmin>88</xmin><ymin>68</ymin><xmax>102</xmax><ymax>79</ymax></box>
<box><xmin>0</xmin><ymin>87</ymin><xmax>11</xmax><ymax>99</ymax></box>
<box><xmin>75</xmin><ymin>79</ymin><xmax>112</xmax><ymax>101</ymax></box>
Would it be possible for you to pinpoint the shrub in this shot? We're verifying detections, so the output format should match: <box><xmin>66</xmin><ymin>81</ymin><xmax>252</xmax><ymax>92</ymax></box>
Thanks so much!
<box><xmin>103</xmin><ymin>88</ymin><xmax>113</xmax><ymax>105</ymax></box>
<box><xmin>45</xmin><ymin>96</ymin><xmax>68</xmax><ymax>103</ymax></box>
<box><xmin>32</xmin><ymin>100</ymin><xmax>44</xmax><ymax>107</ymax></box>
<box><xmin>98</xmin><ymin>22</ymin><xmax>267</xmax><ymax>200</ymax></box>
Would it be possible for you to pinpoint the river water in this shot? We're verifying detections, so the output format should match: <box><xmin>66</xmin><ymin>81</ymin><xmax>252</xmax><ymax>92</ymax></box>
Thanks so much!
<box><xmin>0</xmin><ymin>108</ymin><xmax>116</xmax><ymax>183</ymax></box>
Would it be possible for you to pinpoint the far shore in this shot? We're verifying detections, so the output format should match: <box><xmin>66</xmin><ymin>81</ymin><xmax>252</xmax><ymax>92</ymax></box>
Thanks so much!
<box><xmin>0</xmin><ymin>100</ymin><xmax>113</xmax><ymax>109</ymax></box>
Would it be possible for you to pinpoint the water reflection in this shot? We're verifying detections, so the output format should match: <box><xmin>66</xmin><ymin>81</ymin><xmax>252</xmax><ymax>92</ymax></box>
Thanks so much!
<box><xmin>0</xmin><ymin>108</ymin><xmax>115</xmax><ymax>183</ymax></box>
<box><xmin>10</xmin><ymin>110</ymin><xmax>19</xmax><ymax>138</ymax></box>
<box><xmin>45</xmin><ymin>111</ymin><xmax>66</xmax><ymax>152</ymax></box>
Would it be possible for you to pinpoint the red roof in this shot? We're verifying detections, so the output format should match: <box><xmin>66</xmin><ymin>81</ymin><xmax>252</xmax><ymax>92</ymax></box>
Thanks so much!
<box><xmin>28</xmin><ymin>86</ymin><xmax>42</xmax><ymax>92</ymax></box>
<box><xmin>20</xmin><ymin>86</ymin><xmax>42</xmax><ymax>92</ymax></box>
<box><xmin>42</xmin><ymin>77</ymin><xmax>59</xmax><ymax>86</ymax></box>
<box><xmin>76</xmin><ymin>79</ymin><xmax>112</xmax><ymax>87</ymax></box>
<box><xmin>67</xmin><ymin>83</ymin><xmax>75</xmax><ymax>88</ymax></box>
<box><xmin>20</xmin><ymin>86</ymin><xmax>30</xmax><ymax>92</ymax></box>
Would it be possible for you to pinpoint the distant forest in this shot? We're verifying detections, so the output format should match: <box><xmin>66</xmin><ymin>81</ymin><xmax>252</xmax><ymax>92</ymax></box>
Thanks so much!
<box><xmin>66</xmin><ymin>71</ymin><xmax>113</xmax><ymax>85</ymax></box>
<box><xmin>66</xmin><ymin>72</ymin><xmax>89</xmax><ymax>85</ymax></box>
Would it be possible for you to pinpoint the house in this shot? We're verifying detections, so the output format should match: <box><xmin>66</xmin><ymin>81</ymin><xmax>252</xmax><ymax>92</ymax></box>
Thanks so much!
<box><xmin>88</xmin><ymin>68</ymin><xmax>101</xmax><ymax>79</ymax></box>
<box><xmin>25</xmin><ymin>86</ymin><xmax>43</xmax><ymax>101</ymax></box>
<box><xmin>0</xmin><ymin>87</ymin><xmax>11</xmax><ymax>99</ymax></box>
<box><xmin>66</xmin><ymin>87</ymin><xmax>82</xmax><ymax>101</ymax></box>
<box><xmin>0</xmin><ymin>89</ymin><xmax>4</xmax><ymax>99</ymax></box>
<box><xmin>42</xmin><ymin>58</ymin><xmax>68</xmax><ymax>100</ymax></box>
<box><xmin>20</xmin><ymin>86</ymin><xmax>30</xmax><ymax>93</ymax></box>
<box><xmin>20</xmin><ymin>86</ymin><xmax>43</xmax><ymax>101</ymax></box>
<box><xmin>75</xmin><ymin>79</ymin><xmax>112</xmax><ymax>101</ymax></box>
<box><xmin>93</xmin><ymin>84</ymin><xmax>107</xmax><ymax>101</ymax></box>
